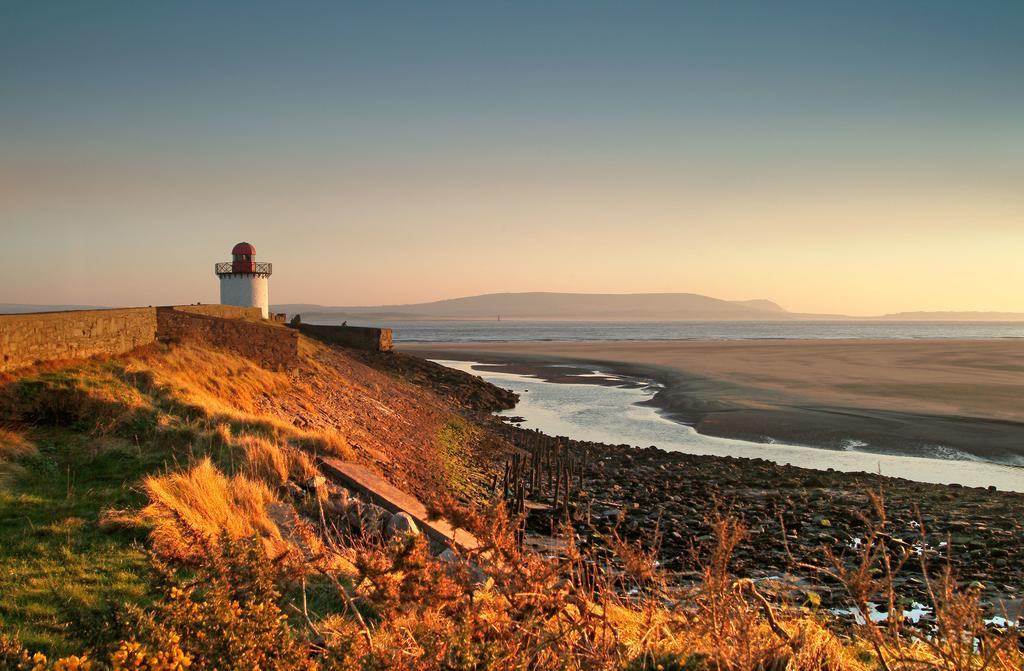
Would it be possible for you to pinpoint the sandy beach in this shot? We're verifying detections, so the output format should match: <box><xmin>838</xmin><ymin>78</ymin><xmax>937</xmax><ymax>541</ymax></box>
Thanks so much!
<box><xmin>402</xmin><ymin>339</ymin><xmax>1024</xmax><ymax>462</ymax></box>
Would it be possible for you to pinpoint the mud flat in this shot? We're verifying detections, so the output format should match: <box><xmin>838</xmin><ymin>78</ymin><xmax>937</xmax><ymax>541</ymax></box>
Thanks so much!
<box><xmin>402</xmin><ymin>339</ymin><xmax>1024</xmax><ymax>465</ymax></box>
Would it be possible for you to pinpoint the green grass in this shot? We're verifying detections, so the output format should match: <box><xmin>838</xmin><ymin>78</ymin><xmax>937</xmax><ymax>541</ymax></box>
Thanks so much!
<box><xmin>0</xmin><ymin>360</ymin><xmax>309</xmax><ymax>656</ymax></box>
<box><xmin>0</xmin><ymin>428</ymin><xmax>158</xmax><ymax>656</ymax></box>
<box><xmin>436</xmin><ymin>417</ymin><xmax>481</xmax><ymax>498</ymax></box>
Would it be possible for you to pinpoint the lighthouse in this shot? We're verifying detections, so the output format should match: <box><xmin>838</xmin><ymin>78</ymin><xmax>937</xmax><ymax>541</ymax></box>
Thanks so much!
<box><xmin>215</xmin><ymin>242</ymin><xmax>272</xmax><ymax>318</ymax></box>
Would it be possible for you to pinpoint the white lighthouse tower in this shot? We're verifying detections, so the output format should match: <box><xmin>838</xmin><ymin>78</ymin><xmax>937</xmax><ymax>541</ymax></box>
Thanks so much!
<box><xmin>215</xmin><ymin>242</ymin><xmax>272</xmax><ymax>318</ymax></box>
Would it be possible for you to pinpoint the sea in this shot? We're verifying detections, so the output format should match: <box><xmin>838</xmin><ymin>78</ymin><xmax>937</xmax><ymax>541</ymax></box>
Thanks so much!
<box><xmin>309</xmin><ymin>318</ymin><xmax>1024</xmax><ymax>343</ymax></box>
<box><xmin>307</xmin><ymin>318</ymin><xmax>1024</xmax><ymax>491</ymax></box>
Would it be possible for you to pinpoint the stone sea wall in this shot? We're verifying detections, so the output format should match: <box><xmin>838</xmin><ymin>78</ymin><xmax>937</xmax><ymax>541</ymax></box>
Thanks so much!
<box><xmin>0</xmin><ymin>308</ymin><xmax>158</xmax><ymax>373</ymax></box>
<box><xmin>168</xmin><ymin>304</ymin><xmax>263</xmax><ymax>321</ymax></box>
<box><xmin>294</xmin><ymin>323</ymin><xmax>393</xmax><ymax>352</ymax></box>
<box><xmin>155</xmin><ymin>308</ymin><xmax>299</xmax><ymax>371</ymax></box>
<box><xmin>0</xmin><ymin>304</ymin><xmax>299</xmax><ymax>373</ymax></box>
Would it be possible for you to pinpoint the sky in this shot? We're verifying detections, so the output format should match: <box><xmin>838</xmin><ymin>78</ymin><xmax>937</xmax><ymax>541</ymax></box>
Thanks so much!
<box><xmin>1</xmin><ymin>1</ymin><xmax>1022</xmax><ymax>316</ymax></box>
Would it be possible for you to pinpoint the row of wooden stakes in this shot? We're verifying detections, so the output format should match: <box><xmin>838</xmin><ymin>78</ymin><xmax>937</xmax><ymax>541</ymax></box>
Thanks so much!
<box><xmin>491</xmin><ymin>429</ymin><xmax>593</xmax><ymax>544</ymax></box>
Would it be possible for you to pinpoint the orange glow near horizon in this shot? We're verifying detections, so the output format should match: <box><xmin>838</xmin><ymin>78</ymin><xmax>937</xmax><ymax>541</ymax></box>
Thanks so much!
<box><xmin>3</xmin><ymin>159</ymin><xmax>1022</xmax><ymax>316</ymax></box>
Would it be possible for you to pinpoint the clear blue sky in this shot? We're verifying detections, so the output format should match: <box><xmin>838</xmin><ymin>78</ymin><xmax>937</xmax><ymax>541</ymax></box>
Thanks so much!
<box><xmin>2</xmin><ymin>2</ymin><xmax>1022</xmax><ymax>313</ymax></box>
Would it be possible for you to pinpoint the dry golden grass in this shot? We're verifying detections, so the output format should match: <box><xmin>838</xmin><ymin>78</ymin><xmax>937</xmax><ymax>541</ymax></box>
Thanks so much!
<box><xmin>139</xmin><ymin>457</ymin><xmax>288</xmax><ymax>563</ymax></box>
<box><xmin>127</xmin><ymin>344</ymin><xmax>356</xmax><ymax>463</ymax></box>
<box><xmin>127</xmin><ymin>345</ymin><xmax>290</xmax><ymax>416</ymax></box>
<box><xmin>239</xmin><ymin>433</ymin><xmax>317</xmax><ymax>486</ymax></box>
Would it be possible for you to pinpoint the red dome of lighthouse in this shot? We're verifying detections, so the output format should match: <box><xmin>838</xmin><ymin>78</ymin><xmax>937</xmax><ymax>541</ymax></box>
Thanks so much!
<box><xmin>229</xmin><ymin>242</ymin><xmax>257</xmax><ymax>273</ymax></box>
<box><xmin>231</xmin><ymin>242</ymin><xmax>256</xmax><ymax>256</ymax></box>
<box><xmin>215</xmin><ymin>242</ymin><xmax>271</xmax><ymax>277</ymax></box>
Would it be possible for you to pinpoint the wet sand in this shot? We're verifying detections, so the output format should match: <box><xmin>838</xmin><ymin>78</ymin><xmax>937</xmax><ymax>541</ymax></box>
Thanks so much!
<box><xmin>401</xmin><ymin>339</ymin><xmax>1024</xmax><ymax>463</ymax></box>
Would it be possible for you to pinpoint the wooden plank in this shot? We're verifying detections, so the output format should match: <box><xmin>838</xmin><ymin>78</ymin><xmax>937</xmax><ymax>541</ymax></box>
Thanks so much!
<box><xmin>319</xmin><ymin>457</ymin><xmax>480</xmax><ymax>552</ymax></box>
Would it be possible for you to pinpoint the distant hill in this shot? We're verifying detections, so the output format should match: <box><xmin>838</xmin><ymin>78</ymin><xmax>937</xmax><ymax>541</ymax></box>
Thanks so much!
<box><xmin>731</xmin><ymin>299</ymin><xmax>788</xmax><ymax>313</ymax></box>
<box><xmin>273</xmin><ymin>292</ymin><xmax>795</xmax><ymax>321</ymax></box>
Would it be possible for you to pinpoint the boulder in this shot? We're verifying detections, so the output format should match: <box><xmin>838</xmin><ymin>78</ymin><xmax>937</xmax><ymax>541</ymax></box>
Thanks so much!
<box><xmin>386</xmin><ymin>512</ymin><xmax>420</xmax><ymax>540</ymax></box>
<box><xmin>357</xmin><ymin>502</ymin><xmax>391</xmax><ymax>535</ymax></box>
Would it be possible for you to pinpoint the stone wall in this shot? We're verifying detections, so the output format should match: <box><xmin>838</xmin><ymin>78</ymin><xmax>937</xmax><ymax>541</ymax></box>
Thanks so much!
<box><xmin>167</xmin><ymin>304</ymin><xmax>263</xmax><ymax>321</ymax></box>
<box><xmin>155</xmin><ymin>308</ymin><xmax>299</xmax><ymax>371</ymax></box>
<box><xmin>294</xmin><ymin>324</ymin><xmax>393</xmax><ymax>352</ymax></box>
<box><xmin>0</xmin><ymin>308</ymin><xmax>157</xmax><ymax>373</ymax></box>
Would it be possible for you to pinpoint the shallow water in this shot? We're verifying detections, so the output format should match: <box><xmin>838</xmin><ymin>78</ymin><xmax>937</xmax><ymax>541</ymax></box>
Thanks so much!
<box><xmin>434</xmin><ymin>360</ymin><xmax>1024</xmax><ymax>493</ymax></box>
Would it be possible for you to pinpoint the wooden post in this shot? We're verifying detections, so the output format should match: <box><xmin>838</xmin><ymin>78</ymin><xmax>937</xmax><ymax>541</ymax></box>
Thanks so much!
<box><xmin>502</xmin><ymin>460</ymin><xmax>507</xmax><ymax>499</ymax></box>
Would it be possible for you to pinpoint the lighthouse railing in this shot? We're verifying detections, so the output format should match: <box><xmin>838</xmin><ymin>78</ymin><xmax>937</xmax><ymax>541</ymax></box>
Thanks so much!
<box><xmin>214</xmin><ymin>262</ymin><xmax>272</xmax><ymax>275</ymax></box>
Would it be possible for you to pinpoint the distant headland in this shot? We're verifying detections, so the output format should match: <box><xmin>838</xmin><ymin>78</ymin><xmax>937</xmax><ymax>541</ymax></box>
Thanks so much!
<box><xmin>271</xmin><ymin>292</ymin><xmax>1024</xmax><ymax>322</ymax></box>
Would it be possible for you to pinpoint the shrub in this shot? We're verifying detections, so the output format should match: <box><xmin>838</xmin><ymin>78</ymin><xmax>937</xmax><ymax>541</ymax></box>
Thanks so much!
<box><xmin>0</xmin><ymin>536</ymin><xmax>313</xmax><ymax>670</ymax></box>
<box><xmin>120</xmin><ymin>535</ymin><xmax>315</xmax><ymax>671</ymax></box>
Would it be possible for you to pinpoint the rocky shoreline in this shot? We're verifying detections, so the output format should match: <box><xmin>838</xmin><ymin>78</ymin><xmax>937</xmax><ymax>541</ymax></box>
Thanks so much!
<box><xmin>490</xmin><ymin>421</ymin><xmax>1024</xmax><ymax>619</ymax></box>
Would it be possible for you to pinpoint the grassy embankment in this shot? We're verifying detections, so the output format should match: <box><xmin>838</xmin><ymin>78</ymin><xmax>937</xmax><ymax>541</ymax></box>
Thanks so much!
<box><xmin>0</xmin><ymin>343</ymin><xmax>357</xmax><ymax>655</ymax></box>
<box><xmin>0</xmin><ymin>339</ymin><xmax>1020</xmax><ymax>670</ymax></box>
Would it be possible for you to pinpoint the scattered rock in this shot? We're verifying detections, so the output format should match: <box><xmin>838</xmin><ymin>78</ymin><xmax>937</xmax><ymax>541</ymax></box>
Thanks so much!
<box><xmin>386</xmin><ymin>511</ymin><xmax>420</xmax><ymax>540</ymax></box>
<box><xmin>302</xmin><ymin>474</ymin><xmax>329</xmax><ymax>496</ymax></box>
<box><xmin>491</xmin><ymin>422</ymin><xmax>1024</xmax><ymax>613</ymax></box>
